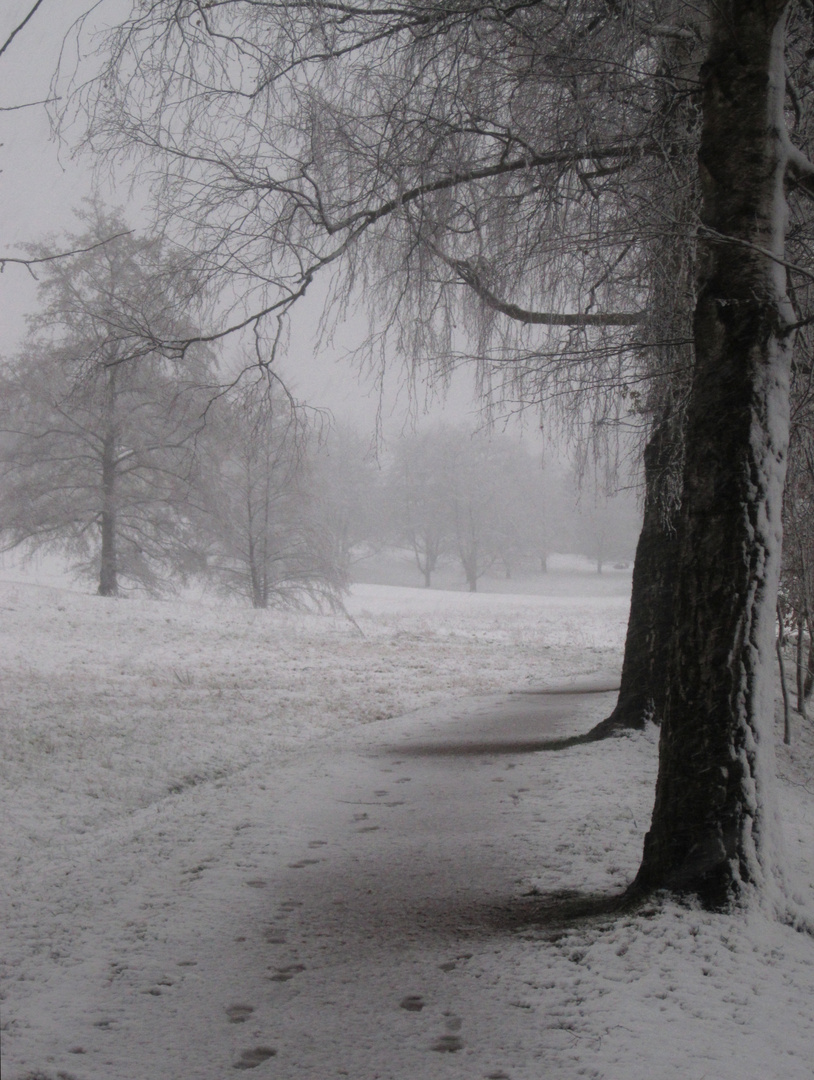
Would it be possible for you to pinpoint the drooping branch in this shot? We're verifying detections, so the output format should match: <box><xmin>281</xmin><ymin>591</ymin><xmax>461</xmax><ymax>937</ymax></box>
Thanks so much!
<box><xmin>428</xmin><ymin>242</ymin><xmax>644</xmax><ymax>327</ymax></box>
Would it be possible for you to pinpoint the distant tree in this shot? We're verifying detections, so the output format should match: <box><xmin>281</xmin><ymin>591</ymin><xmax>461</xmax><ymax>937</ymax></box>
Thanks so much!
<box><xmin>197</xmin><ymin>380</ymin><xmax>347</xmax><ymax>610</ymax></box>
<box><xmin>312</xmin><ymin>424</ymin><xmax>383</xmax><ymax>575</ymax></box>
<box><xmin>490</xmin><ymin>444</ymin><xmax>550</xmax><ymax>580</ymax></box>
<box><xmin>386</xmin><ymin>426</ymin><xmax>457</xmax><ymax>588</ymax></box>
<box><xmin>448</xmin><ymin>433</ymin><xmax>543</xmax><ymax>592</ymax></box>
<box><xmin>0</xmin><ymin>209</ymin><xmax>212</xmax><ymax>595</ymax></box>
<box><xmin>383</xmin><ymin>426</ymin><xmax>547</xmax><ymax>590</ymax></box>
<box><xmin>571</xmin><ymin>478</ymin><xmax>640</xmax><ymax>574</ymax></box>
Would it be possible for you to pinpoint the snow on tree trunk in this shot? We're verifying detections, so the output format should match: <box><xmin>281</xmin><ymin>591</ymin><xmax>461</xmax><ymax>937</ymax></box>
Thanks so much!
<box><xmin>633</xmin><ymin>0</ymin><xmax>793</xmax><ymax>909</ymax></box>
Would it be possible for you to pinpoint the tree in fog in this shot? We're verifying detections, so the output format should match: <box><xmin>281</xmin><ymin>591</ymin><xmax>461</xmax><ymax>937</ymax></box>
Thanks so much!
<box><xmin>386</xmin><ymin>426</ymin><xmax>457</xmax><ymax>588</ymax></box>
<box><xmin>312</xmin><ymin>424</ymin><xmax>383</xmax><ymax>574</ymax></box>
<box><xmin>0</xmin><ymin>210</ymin><xmax>212</xmax><ymax>595</ymax></box>
<box><xmin>198</xmin><ymin>380</ymin><xmax>346</xmax><ymax>610</ymax></box>
<box><xmin>384</xmin><ymin>426</ymin><xmax>546</xmax><ymax>590</ymax></box>
<box><xmin>779</xmin><ymin>359</ymin><xmax>814</xmax><ymax>716</ymax></box>
<box><xmin>568</xmin><ymin>468</ymin><xmax>640</xmax><ymax>575</ymax></box>
<box><xmin>447</xmin><ymin>433</ymin><xmax>544</xmax><ymax>592</ymax></box>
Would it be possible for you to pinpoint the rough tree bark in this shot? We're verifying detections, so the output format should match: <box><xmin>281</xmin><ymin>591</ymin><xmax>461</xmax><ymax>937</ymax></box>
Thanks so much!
<box><xmin>632</xmin><ymin>0</ymin><xmax>795</xmax><ymax>908</ymax></box>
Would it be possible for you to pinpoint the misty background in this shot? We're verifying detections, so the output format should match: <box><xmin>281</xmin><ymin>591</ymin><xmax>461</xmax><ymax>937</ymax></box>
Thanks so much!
<box><xmin>0</xmin><ymin>1</ymin><xmax>641</xmax><ymax>601</ymax></box>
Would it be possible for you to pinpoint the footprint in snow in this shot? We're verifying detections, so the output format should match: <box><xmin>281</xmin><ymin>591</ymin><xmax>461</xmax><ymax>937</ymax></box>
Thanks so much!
<box><xmin>226</xmin><ymin>1004</ymin><xmax>254</xmax><ymax>1024</ymax></box>
<box><xmin>287</xmin><ymin>858</ymin><xmax>321</xmax><ymax>869</ymax></box>
<box><xmin>357</xmin><ymin>825</ymin><xmax>380</xmax><ymax>833</ymax></box>
<box><xmin>234</xmin><ymin>1046</ymin><xmax>276</xmax><ymax>1069</ymax></box>
<box><xmin>307</xmin><ymin>840</ymin><xmax>327</xmax><ymax>848</ymax></box>
<box><xmin>399</xmin><ymin>995</ymin><xmax>425</xmax><ymax>1012</ymax></box>
<box><xmin>432</xmin><ymin>1034</ymin><xmax>464</xmax><ymax>1052</ymax></box>
<box><xmin>268</xmin><ymin>963</ymin><xmax>306</xmax><ymax>982</ymax></box>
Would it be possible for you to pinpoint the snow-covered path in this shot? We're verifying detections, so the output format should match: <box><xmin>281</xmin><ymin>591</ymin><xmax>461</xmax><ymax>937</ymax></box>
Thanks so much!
<box><xmin>6</xmin><ymin>685</ymin><xmax>621</xmax><ymax>1079</ymax></box>
<box><xmin>4</xmin><ymin>575</ymin><xmax>814</xmax><ymax>1080</ymax></box>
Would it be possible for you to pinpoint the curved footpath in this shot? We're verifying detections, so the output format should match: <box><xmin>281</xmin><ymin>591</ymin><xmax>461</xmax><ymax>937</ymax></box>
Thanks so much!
<box><xmin>8</xmin><ymin>680</ymin><xmax>814</xmax><ymax>1080</ymax></box>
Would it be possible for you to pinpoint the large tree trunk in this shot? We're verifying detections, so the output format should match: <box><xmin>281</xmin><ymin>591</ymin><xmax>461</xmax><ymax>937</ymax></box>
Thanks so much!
<box><xmin>632</xmin><ymin>0</ymin><xmax>793</xmax><ymax>908</ymax></box>
<box><xmin>587</xmin><ymin>416</ymin><xmax>679</xmax><ymax>738</ymax></box>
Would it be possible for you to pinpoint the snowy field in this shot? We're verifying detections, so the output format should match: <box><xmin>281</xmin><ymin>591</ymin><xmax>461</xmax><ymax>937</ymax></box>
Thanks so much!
<box><xmin>2</xmin><ymin>561</ymin><xmax>814</xmax><ymax>1080</ymax></box>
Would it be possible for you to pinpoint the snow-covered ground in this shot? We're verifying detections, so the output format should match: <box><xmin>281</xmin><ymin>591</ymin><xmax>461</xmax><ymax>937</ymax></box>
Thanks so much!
<box><xmin>2</xmin><ymin>566</ymin><xmax>814</xmax><ymax>1080</ymax></box>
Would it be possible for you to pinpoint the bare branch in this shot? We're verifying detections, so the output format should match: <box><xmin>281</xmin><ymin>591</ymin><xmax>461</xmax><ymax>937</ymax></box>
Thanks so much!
<box><xmin>428</xmin><ymin>242</ymin><xmax>644</xmax><ymax>327</ymax></box>
<box><xmin>698</xmin><ymin>223</ymin><xmax>814</xmax><ymax>288</ymax></box>
<box><xmin>0</xmin><ymin>96</ymin><xmax>58</xmax><ymax>112</ymax></box>
<box><xmin>0</xmin><ymin>0</ymin><xmax>48</xmax><ymax>60</ymax></box>
<box><xmin>322</xmin><ymin>143</ymin><xmax>652</xmax><ymax>235</ymax></box>
<box><xmin>0</xmin><ymin>232</ymin><xmax>133</xmax><ymax>278</ymax></box>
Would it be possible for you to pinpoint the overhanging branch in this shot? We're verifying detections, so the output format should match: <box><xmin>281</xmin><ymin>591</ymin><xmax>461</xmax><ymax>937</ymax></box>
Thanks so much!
<box><xmin>428</xmin><ymin>243</ymin><xmax>645</xmax><ymax>328</ymax></box>
<box><xmin>323</xmin><ymin>142</ymin><xmax>652</xmax><ymax>235</ymax></box>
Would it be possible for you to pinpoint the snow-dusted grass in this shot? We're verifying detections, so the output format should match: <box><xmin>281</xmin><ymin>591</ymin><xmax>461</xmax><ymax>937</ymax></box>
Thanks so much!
<box><xmin>2</xmin><ymin>567</ymin><xmax>814</xmax><ymax>1080</ymax></box>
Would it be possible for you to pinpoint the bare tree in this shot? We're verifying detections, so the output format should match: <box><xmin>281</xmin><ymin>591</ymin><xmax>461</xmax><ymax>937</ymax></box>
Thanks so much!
<box><xmin>779</xmin><ymin>373</ymin><xmax>814</xmax><ymax>716</ymax></box>
<box><xmin>385</xmin><ymin>426</ymin><xmax>457</xmax><ymax>588</ymax></box>
<box><xmin>311</xmin><ymin>423</ymin><xmax>383</xmax><ymax>576</ymax></box>
<box><xmin>198</xmin><ymin>379</ymin><xmax>347</xmax><ymax>610</ymax></box>
<box><xmin>570</xmin><ymin>478</ymin><xmax>640</xmax><ymax>576</ymax></box>
<box><xmin>0</xmin><ymin>208</ymin><xmax>212</xmax><ymax>595</ymax></box>
<box><xmin>442</xmin><ymin>432</ymin><xmax>542</xmax><ymax>592</ymax></box>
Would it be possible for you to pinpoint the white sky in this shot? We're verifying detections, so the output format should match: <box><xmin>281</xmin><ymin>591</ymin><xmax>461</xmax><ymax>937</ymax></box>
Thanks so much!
<box><xmin>0</xmin><ymin>1</ymin><xmax>499</xmax><ymax>444</ymax></box>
